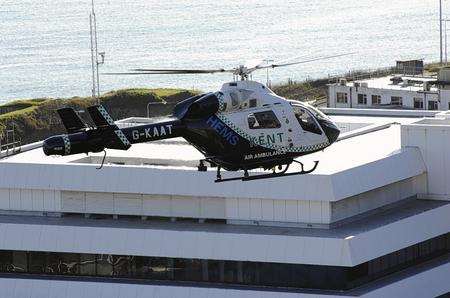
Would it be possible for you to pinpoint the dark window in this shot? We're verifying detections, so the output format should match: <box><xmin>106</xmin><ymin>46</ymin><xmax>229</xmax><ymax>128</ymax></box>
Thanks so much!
<box><xmin>113</xmin><ymin>255</ymin><xmax>131</xmax><ymax>277</ymax></box>
<box><xmin>391</xmin><ymin>96</ymin><xmax>403</xmax><ymax>106</ymax></box>
<box><xmin>29</xmin><ymin>252</ymin><xmax>47</xmax><ymax>274</ymax></box>
<box><xmin>357</xmin><ymin>94</ymin><xmax>367</xmax><ymax>105</ymax></box>
<box><xmin>230</xmin><ymin>93</ymin><xmax>239</xmax><ymax>107</ymax></box>
<box><xmin>0</xmin><ymin>233</ymin><xmax>446</xmax><ymax>292</ymax></box>
<box><xmin>372</xmin><ymin>95</ymin><xmax>381</xmax><ymax>105</ymax></box>
<box><xmin>428</xmin><ymin>101</ymin><xmax>438</xmax><ymax>110</ymax></box>
<box><xmin>96</xmin><ymin>254</ymin><xmax>113</xmax><ymax>276</ymax></box>
<box><xmin>336</xmin><ymin>92</ymin><xmax>348</xmax><ymax>103</ymax></box>
<box><xmin>293</xmin><ymin>106</ymin><xmax>322</xmax><ymax>135</ymax></box>
<box><xmin>414</xmin><ymin>98</ymin><xmax>424</xmax><ymax>109</ymax></box>
<box><xmin>248</xmin><ymin>111</ymin><xmax>281</xmax><ymax>129</ymax></box>
<box><xmin>79</xmin><ymin>254</ymin><xmax>96</xmax><ymax>275</ymax></box>
<box><xmin>11</xmin><ymin>251</ymin><xmax>27</xmax><ymax>273</ymax></box>
<box><xmin>249</xmin><ymin>98</ymin><xmax>257</xmax><ymax>108</ymax></box>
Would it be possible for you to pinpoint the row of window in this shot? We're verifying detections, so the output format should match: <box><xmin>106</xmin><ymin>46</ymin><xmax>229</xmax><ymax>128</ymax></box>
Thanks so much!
<box><xmin>337</xmin><ymin>93</ymin><xmax>381</xmax><ymax>105</ymax></box>
<box><xmin>336</xmin><ymin>92</ymin><xmax>440</xmax><ymax>110</ymax></box>
<box><xmin>0</xmin><ymin>233</ymin><xmax>447</xmax><ymax>291</ymax></box>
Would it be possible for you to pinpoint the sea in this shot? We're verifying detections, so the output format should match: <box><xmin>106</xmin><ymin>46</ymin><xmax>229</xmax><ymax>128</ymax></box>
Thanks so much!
<box><xmin>0</xmin><ymin>0</ymin><xmax>443</xmax><ymax>103</ymax></box>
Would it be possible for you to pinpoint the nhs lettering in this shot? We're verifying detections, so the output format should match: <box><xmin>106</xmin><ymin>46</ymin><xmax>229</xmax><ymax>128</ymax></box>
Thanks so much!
<box><xmin>206</xmin><ymin>116</ymin><xmax>239</xmax><ymax>146</ymax></box>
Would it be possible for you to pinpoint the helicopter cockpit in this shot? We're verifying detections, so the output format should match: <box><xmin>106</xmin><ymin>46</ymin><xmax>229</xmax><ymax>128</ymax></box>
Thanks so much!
<box><xmin>290</xmin><ymin>101</ymin><xmax>340</xmax><ymax>144</ymax></box>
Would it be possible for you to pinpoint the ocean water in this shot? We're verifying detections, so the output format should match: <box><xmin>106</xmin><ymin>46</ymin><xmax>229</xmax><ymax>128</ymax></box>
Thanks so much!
<box><xmin>0</xmin><ymin>0</ymin><xmax>443</xmax><ymax>102</ymax></box>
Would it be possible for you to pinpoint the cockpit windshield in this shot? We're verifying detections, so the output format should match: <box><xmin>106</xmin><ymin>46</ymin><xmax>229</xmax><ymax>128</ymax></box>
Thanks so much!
<box><xmin>291</xmin><ymin>104</ymin><xmax>323</xmax><ymax>135</ymax></box>
<box><xmin>306</xmin><ymin>104</ymin><xmax>330</xmax><ymax>121</ymax></box>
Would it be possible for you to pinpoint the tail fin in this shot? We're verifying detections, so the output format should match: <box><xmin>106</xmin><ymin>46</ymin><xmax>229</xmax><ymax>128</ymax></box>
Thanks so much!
<box><xmin>57</xmin><ymin>108</ymin><xmax>87</xmax><ymax>133</ymax></box>
<box><xmin>87</xmin><ymin>105</ymin><xmax>116</xmax><ymax>127</ymax></box>
<box><xmin>87</xmin><ymin>105</ymin><xmax>131</xmax><ymax>150</ymax></box>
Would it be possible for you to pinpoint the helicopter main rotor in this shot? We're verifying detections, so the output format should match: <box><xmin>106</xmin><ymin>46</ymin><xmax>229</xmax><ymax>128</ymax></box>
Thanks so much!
<box><xmin>106</xmin><ymin>53</ymin><xmax>354</xmax><ymax>81</ymax></box>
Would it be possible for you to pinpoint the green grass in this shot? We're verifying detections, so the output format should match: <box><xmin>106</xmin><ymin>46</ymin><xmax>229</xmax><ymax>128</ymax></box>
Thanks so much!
<box><xmin>0</xmin><ymin>88</ymin><xmax>198</xmax><ymax>144</ymax></box>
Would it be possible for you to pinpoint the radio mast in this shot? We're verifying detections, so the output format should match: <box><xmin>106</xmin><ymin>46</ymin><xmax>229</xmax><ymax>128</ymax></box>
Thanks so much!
<box><xmin>89</xmin><ymin>0</ymin><xmax>105</xmax><ymax>104</ymax></box>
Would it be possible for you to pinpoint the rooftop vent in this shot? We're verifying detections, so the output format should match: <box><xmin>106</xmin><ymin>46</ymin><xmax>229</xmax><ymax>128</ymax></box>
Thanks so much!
<box><xmin>390</xmin><ymin>76</ymin><xmax>403</xmax><ymax>85</ymax></box>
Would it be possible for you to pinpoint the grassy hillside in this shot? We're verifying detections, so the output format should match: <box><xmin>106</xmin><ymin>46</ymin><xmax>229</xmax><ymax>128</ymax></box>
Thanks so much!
<box><xmin>0</xmin><ymin>88</ymin><xmax>198</xmax><ymax>145</ymax></box>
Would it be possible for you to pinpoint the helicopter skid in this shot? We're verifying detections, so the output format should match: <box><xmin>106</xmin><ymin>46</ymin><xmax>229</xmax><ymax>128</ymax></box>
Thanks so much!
<box><xmin>214</xmin><ymin>160</ymin><xmax>319</xmax><ymax>183</ymax></box>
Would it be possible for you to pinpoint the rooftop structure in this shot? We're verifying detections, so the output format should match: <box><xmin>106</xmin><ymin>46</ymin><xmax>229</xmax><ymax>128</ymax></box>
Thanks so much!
<box><xmin>0</xmin><ymin>110</ymin><xmax>448</xmax><ymax>297</ymax></box>
<box><xmin>328</xmin><ymin>67</ymin><xmax>450</xmax><ymax>111</ymax></box>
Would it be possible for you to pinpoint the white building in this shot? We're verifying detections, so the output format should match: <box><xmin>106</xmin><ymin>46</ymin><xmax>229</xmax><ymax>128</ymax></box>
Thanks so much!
<box><xmin>328</xmin><ymin>68</ymin><xmax>450</xmax><ymax>111</ymax></box>
<box><xmin>0</xmin><ymin>110</ymin><xmax>448</xmax><ymax>298</ymax></box>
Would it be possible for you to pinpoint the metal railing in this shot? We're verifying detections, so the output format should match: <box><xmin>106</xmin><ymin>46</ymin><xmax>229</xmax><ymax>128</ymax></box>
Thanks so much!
<box><xmin>0</xmin><ymin>127</ymin><xmax>21</xmax><ymax>158</ymax></box>
<box><xmin>327</xmin><ymin>66</ymin><xmax>432</xmax><ymax>85</ymax></box>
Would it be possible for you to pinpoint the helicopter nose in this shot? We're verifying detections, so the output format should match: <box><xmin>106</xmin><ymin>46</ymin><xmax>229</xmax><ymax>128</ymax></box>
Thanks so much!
<box><xmin>319</xmin><ymin>120</ymin><xmax>340</xmax><ymax>143</ymax></box>
<box><xmin>43</xmin><ymin>135</ymin><xmax>66</xmax><ymax>156</ymax></box>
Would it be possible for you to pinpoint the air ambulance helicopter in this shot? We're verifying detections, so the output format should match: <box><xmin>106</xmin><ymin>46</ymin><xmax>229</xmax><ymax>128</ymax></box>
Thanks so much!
<box><xmin>42</xmin><ymin>54</ymin><xmax>345</xmax><ymax>182</ymax></box>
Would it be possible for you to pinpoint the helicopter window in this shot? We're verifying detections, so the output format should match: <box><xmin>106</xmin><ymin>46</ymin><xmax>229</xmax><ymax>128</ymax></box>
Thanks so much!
<box><xmin>230</xmin><ymin>93</ymin><xmax>239</xmax><ymax>107</ymax></box>
<box><xmin>293</xmin><ymin>107</ymin><xmax>322</xmax><ymax>135</ymax></box>
<box><xmin>249</xmin><ymin>98</ymin><xmax>257</xmax><ymax>108</ymax></box>
<box><xmin>307</xmin><ymin>105</ymin><xmax>330</xmax><ymax>121</ymax></box>
<box><xmin>248</xmin><ymin>111</ymin><xmax>281</xmax><ymax>129</ymax></box>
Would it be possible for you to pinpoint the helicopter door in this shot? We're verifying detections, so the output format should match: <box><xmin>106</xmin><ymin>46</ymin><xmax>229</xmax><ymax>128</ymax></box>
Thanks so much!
<box><xmin>291</xmin><ymin>105</ymin><xmax>326</xmax><ymax>147</ymax></box>
<box><xmin>246</xmin><ymin>110</ymin><xmax>286</xmax><ymax>148</ymax></box>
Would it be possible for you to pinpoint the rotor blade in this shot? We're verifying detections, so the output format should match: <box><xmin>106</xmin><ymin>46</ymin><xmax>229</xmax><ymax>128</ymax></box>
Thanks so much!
<box><xmin>104</xmin><ymin>70</ymin><xmax>227</xmax><ymax>75</ymax></box>
<box><xmin>257</xmin><ymin>53</ymin><xmax>356</xmax><ymax>70</ymax></box>
<box><xmin>244</xmin><ymin>59</ymin><xmax>266</xmax><ymax>70</ymax></box>
<box><xmin>131</xmin><ymin>68</ymin><xmax>232</xmax><ymax>74</ymax></box>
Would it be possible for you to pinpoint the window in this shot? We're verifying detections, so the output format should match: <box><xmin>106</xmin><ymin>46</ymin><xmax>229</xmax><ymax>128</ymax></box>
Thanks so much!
<box><xmin>414</xmin><ymin>98</ymin><xmax>424</xmax><ymax>109</ymax></box>
<box><xmin>293</xmin><ymin>106</ymin><xmax>322</xmax><ymax>135</ymax></box>
<box><xmin>0</xmin><ymin>233</ymin><xmax>446</xmax><ymax>291</ymax></box>
<box><xmin>448</xmin><ymin>102</ymin><xmax>450</xmax><ymax>110</ymax></box>
<box><xmin>428</xmin><ymin>101</ymin><xmax>438</xmax><ymax>110</ymax></box>
<box><xmin>230</xmin><ymin>93</ymin><xmax>239</xmax><ymax>107</ymax></box>
<box><xmin>357</xmin><ymin>94</ymin><xmax>367</xmax><ymax>105</ymax></box>
<box><xmin>336</xmin><ymin>92</ymin><xmax>348</xmax><ymax>104</ymax></box>
<box><xmin>249</xmin><ymin>98</ymin><xmax>257</xmax><ymax>108</ymax></box>
<box><xmin>248</xmin><ymin>111</ymin><xmax>281</xmax><ymax>129</ymax></box>
<box><xmin>391</xmin><ymin>96</ymin><xmax>403</xmax><ymax>106</ymax></box>
<box><xmin>371</xmin><ymin>95</ymin><xmax>381</xmax><ymax>105</ymax></box>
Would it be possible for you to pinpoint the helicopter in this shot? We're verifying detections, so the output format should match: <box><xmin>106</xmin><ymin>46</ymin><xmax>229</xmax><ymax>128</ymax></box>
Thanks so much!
<box><xmin>42</xmin><ymin>55</ymin><xmax>344</xmax><ymax>182</ymax></box>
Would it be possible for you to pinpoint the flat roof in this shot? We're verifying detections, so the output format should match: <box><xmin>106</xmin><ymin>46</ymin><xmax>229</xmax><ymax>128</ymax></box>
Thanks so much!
<box><xmin>334</xmin><ymin>75</ymin><xmax>438</xmax><ymax>93</ymax></box>
<box><xmin>0</xmin><ymin>115</ymin><xmax>426</xmax><ymax>202</ymax></box>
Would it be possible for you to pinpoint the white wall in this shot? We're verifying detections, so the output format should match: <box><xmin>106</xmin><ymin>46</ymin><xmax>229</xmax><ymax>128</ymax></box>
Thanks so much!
<box><xmin>401</xmin><ymin>120</ymin><xmax>450</xmax><ymax>199</ymax></box>
<box><xmin>439</xmin><ymin>90</ymin><xmax>450</xmax><ymax>110</ymax></box>
<box><xmin>0</xmin><ymin>188</ymin><xmax>61</xmax><ymax>212</ymax></box>
<box><xmin>60</xmin><ymin>191</ymin><xmax>227</xmax><ymax>219</ymax></box>
<box><xmin>226</xmin><ymin>198</ymin><xmax>330</xmax><ymax>225</ymax></box>
<box><xmin>331</xmin><ymin>174</ymin><xmax>427</xmax><ymax>223</ymax></box>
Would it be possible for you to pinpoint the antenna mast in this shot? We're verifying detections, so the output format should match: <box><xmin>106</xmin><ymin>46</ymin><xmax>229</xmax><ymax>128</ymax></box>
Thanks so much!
<box><xmin>89</xmin><ymin>0</ymin><xmax>105</xmax><ymax>104</ymax></box>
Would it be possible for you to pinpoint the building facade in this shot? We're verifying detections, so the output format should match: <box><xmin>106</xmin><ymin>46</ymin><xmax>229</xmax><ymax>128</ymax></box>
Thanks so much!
<box><xmin>328</xmin><ymin>68</ymin><xmax>450</xmax><ymax>111</ymax></box>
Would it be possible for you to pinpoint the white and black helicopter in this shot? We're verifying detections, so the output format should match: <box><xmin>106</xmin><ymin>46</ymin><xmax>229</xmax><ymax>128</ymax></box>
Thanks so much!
<box><xmin>43</xmin><ymin>55</ymin><xmax>344</xmax><ymax>182</ymax></box>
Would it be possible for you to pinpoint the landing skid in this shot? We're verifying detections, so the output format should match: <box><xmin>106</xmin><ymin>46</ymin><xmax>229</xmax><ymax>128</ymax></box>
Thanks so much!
<box><xmin>214</xmin><ymin>160</ymin><xmax>319</xmax><ymax>183</ymax></box>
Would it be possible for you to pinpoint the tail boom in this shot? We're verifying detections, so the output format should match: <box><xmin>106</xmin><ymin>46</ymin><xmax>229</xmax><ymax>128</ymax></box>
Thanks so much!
<box><xmin>43</xmin><ymin>105</ymin><xmax>184</xmax><ymax>157</ymax></box>
<box><xmin>122</xmin><ymin>120</ymin><xmax>183</xmax><ymax>144</ymax></box>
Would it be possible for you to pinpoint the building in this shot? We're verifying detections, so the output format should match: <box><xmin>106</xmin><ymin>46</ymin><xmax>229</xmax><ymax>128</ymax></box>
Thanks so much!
<box><xmin>0</xmin><ymin>110</ymin><xmax>448</xmax><ymax>297</ymax></box>
<box><xmin>328</xmin><ymin>67</ymin><xmax>450</xmax><ymax>111</ymax></box>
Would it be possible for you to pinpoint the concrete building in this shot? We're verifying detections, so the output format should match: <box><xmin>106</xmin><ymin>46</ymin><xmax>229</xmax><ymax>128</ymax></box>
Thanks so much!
<box><xmin>328</xmin><ymin>67</ymin><xmax>450</xmax><ymax>111</ymax></box>
<box><xmin>0</xmin><ymin>110</ymin><xmax>448</xmax><ymax>297</ymax></box>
